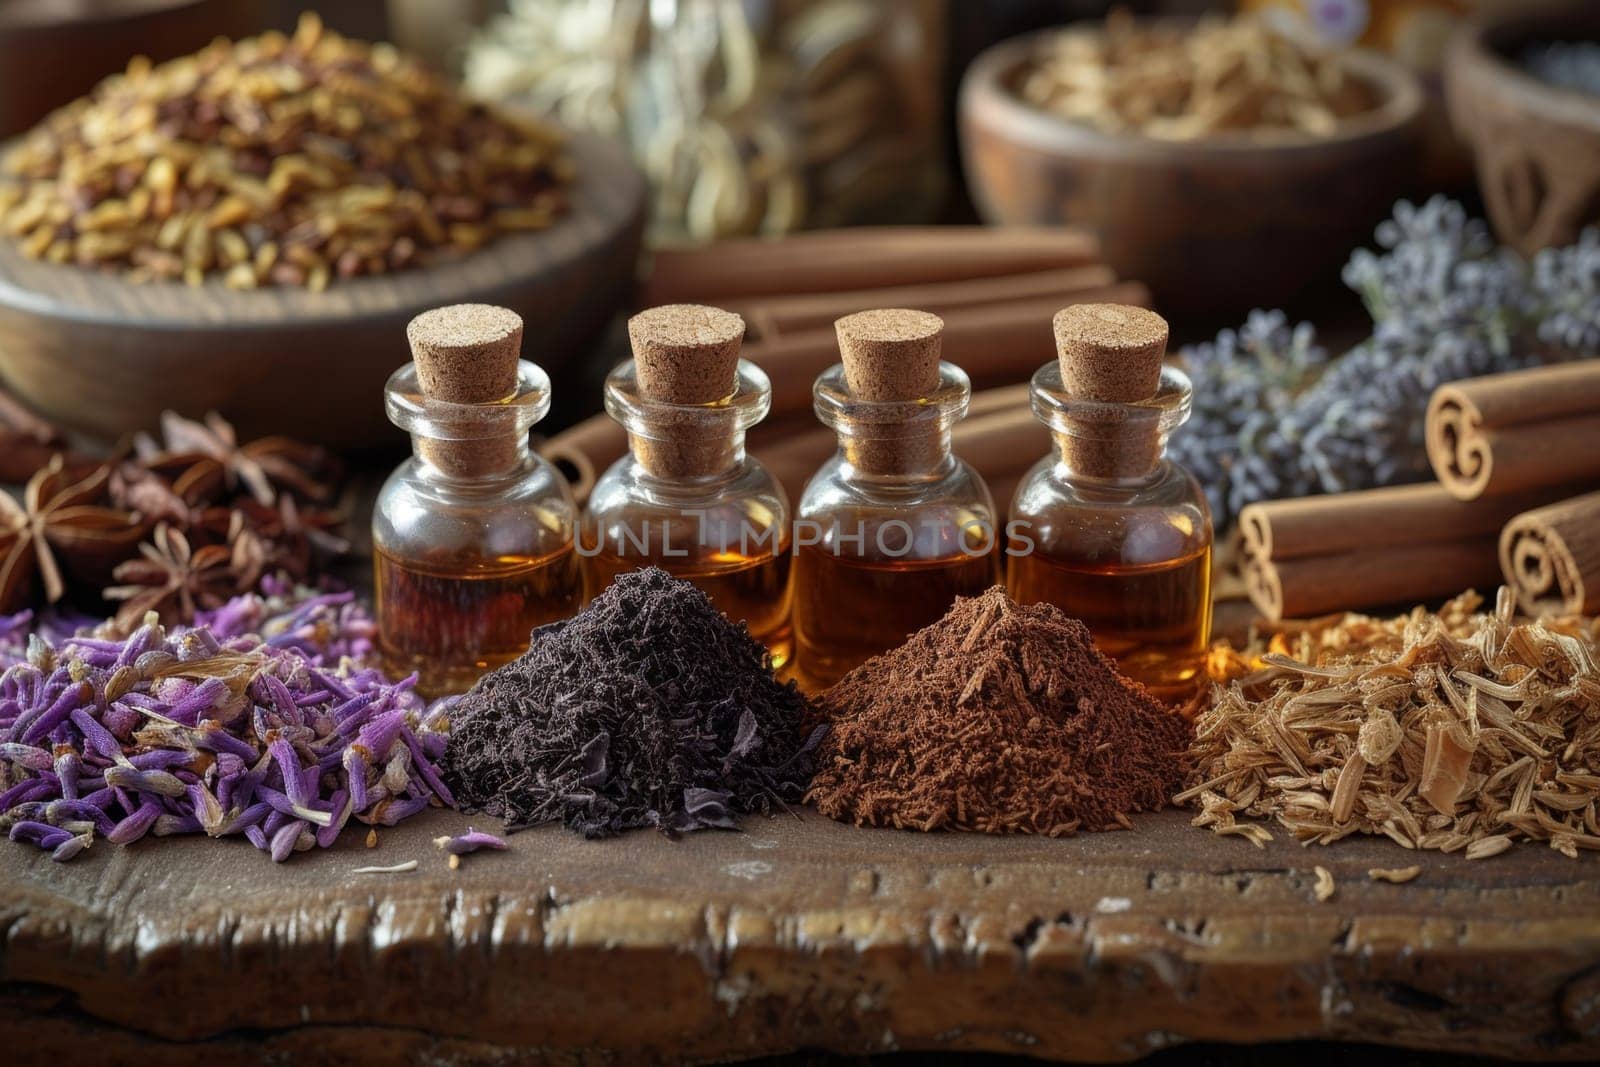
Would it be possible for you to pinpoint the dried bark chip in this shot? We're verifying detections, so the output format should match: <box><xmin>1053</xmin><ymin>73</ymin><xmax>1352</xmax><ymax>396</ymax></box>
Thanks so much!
<box><xmin>834</xmin><ymin>308</ymin><xmax>943</xmax><ymax>401</ymax></box>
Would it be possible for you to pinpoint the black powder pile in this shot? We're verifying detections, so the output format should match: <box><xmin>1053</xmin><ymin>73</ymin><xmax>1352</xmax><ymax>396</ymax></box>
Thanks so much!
<box><xmin>442</xmin><ymin>568</ymin><xmax>825</xmax><ymax>837</ymax></box>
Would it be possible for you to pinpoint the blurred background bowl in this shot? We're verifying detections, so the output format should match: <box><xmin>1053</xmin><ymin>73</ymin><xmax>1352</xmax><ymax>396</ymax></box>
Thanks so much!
<box><xmin>1445</xmin><ymin>2</ymin><xmax>1600</xmax><ymax>257</ymax></box>
<box><xmin>0</xmin><ymin>129</ymin><xmax>645</xmax><ymax>450</ymax></box>
<box><xmin>958</xmin><ymin>23</ymin><xmax>1426</xmax><ymax>320</ymax></box>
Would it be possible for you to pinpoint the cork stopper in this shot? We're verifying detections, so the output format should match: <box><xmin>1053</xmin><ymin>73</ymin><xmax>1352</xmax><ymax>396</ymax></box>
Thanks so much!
<box><xmin>629</xmin><ymin>305</ymin><xmax>744</xmax><ymax>404</ymax></box>
<box><xmin>408</xmin><ymin>304</ymin><xmax>524</xmax><ymax>403</ymax></box>
<box><xmin>835</xmin><ymin>309</ymin><xmax>943</xmax><ymax>402</ymax></box>
<box><xmin>1048</xmin><ymin>303</ymin><xmax>1169</xmax><ymax>480</ymax></box>
<box><xmin>1052</xmin><ymin>304</ymin><xmax>1167</xmax><ymax>402</ymax></box>
<box><xmin>405</xmin><ymin>304</ymin><xmax>526</xmax><ymax>475</ymax></box>
<box><xmin>625</xmin><ymin>304</ymin><xmax>748</xmax><ymax>479</ymax></box>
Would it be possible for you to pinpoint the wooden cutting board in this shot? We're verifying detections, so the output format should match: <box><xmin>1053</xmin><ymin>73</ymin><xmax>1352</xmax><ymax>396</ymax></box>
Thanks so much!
<box><xmin>2</xmin><ymin>807</ymin><xmax>1597</xmax><ymax>1064</ymax></box>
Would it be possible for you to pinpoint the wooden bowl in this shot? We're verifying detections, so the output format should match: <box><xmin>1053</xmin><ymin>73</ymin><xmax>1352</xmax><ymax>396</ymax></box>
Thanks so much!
<box><xmin>0</xmin><ymin>0</ymin><xmax>268</xmax><ymax>139</ymax></box>
<box><xmin>1445</xmin><ymin>4</ymin><xmax>1600</xmax><ymax>257</ymax></box>
<box><xmin>0</xmin><ymin>129</ymin><xmax>646</xmax><ymax>449</ymax></box>
<box><xmin>958</xmin><ymin>26</ymin><xmax>1425</xmax><ymax>320</ymax></box>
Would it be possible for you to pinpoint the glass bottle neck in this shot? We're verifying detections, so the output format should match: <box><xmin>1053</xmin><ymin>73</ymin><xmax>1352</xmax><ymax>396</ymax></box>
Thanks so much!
<box><xmin>1050</xmin><ymin>430</ymin><xmax>1169</xmax><ymax>489</ymax></box>
<box><xmin>815</xmin><ymin>361</ymin><xmax>970</xmax><ymax>481</ymax></box>
<box><xmin>839</xmin><ymin>425</ymin><xmax>955</xmax><ymax>480</ymax></box>
<box><xmin>413</xmin><ymin>432</ymin><xmax>533</xmax><ymax>482</ymax></box>
<box><xmin>625</xmin><ymin>427</ymin><xmax>748</xmax><ymax>482</ymax></box>
<box><xmin>607</xmin><ymin>358</ymin><xmax>771</xmax><ymax>480</ymax></box>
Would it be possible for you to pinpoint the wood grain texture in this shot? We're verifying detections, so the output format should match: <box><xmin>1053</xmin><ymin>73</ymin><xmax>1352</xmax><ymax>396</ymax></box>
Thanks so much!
<box><xmin>1445</xmin><ymin>5</ymin><xmax>1600</xmax><ymax>257</ymax></box>
<box><xmin>1</xmin><ymin>808</ymin><xmax>1597</xmax><ymax>1064</ymax></box>
<box><xmin>957</xmin><ymin>28</ymin><xmax>1425</xmax><ymax>320</ymax></box>
<box><xmin>0</xmin><ymin>131</ymin><xmax>646</xmax><ymax>448</ymax></box>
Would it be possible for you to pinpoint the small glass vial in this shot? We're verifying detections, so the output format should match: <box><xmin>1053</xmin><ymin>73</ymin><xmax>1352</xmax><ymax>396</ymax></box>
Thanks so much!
<box><xmin>1006</xmin><ymin>304</ymin><xmax>1212</xmax><ymax>701</ymax></box>
<box><xmin>373</xmin><ymin>304</ymin><xmax>582</xmax><ymax>696</ymax></box>
<box><xmin>792</xmin><ymin>309</ymin><xmax>999</xmax><ymax>690</ymax></box>
<box><xmin>582</xmin><ymin>305</ymin><xmax>793</xmax><ymax>666</ymax></box>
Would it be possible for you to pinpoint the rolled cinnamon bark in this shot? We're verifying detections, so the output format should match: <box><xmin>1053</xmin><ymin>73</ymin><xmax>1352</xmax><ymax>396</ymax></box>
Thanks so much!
<box><xmin>1426</xmin><ymin>362</ymin><xmax>1600</xmax><ymax>500</ymax></box>
<box><xmin>643</xmin><ymin>227</ymin><xmax>1103</xmax><ymax>306</ymax></box>
<box><xmin>1238</xmin><ymin>482</ymin><xmax>1585</xmax><ymax>621</ymax></box>
<box><xmin>1499</xmin><ymin>490</ymin><xmax>1600</xmax><ymax>616</ymax></box>
<box><xmin>728</xmin><ymin>266</ymin><xmax>1119</xmax><ymax>339</ymax></box>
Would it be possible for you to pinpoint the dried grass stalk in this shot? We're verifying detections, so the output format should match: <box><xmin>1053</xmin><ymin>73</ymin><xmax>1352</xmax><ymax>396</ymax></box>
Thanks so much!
<box><xmin>1185</xmin><ymin>589</ymin><xmax>1600</xmax><ymax>860</ymax></box>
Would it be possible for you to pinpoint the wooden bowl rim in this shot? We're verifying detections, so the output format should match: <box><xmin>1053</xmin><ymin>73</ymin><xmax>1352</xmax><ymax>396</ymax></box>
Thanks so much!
<box><xmin>1448</xmin><ymin>6</ymin><xmax>1600</xmax><ymax>132</ymax></box>
<box><xmin>0</xmin><ymin>127</ymin><xmax>645</xmax><ymax>330</ymax></box>
<box><xmin>960</xmin><ymin>23</ymin><xmax>1425</xmax><ymax>160</ymax></box>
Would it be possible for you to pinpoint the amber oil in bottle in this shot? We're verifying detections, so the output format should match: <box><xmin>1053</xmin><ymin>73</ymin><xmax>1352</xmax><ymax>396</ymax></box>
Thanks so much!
<box><xmin>581</xmin><ymin>305</ymin><xmax>793</xmax><ymax>666</ymax></box>
<box><xmin>372</xmin><ymin>304</ymin><xmax>582</xmax><ymax>696</ymax></box>
<box><xmin>791</xmin><ymin>309</ymin><xmax>999</xmax><ymax>690</ymax></box>
<box><xmin>1006</xmin><ymin>304</ymin><xmax>1213</xmax><ymax>701</ymax></box>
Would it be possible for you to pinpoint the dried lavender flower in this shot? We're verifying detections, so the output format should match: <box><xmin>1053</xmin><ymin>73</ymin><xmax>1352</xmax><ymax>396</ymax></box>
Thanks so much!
<box><xmin>0</xmin><ymin>580</ymin><xmax>453</xmax><ymax>863</ymax></box>
<box><xmin>1173</xmin><ymin>198</ymin><xmax>1598</xmax><ymax>529</ymax></box>
<box><xmin>433</xmin><ymin>826</ymin><xmax>507</xmax><ymax>868</ymax></box>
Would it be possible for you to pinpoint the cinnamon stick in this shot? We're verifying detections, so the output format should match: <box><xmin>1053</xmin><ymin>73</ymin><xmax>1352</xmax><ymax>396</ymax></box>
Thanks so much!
<box><xmin>1238</xmin><ymin>482</ymin><xmax>1588</xmax><ymax>621</ymax></box>
<box><xmin>643</xmin><ymin>227</ymin><xmax>1103</xmax><ymax>306</ymax></box>
<box><xmin>1500</xmin><ymin>490</ymin><xmax>1600</xmax><ymax>616</ymax></box>
<box><xmin>729</xmin><ymin>266</ymin><xmax>1119</xmax><ymax>339</ymax></box>
<box><xmin>1426</xmin><ymin>362</ymin><xmax>1600</xmax><ymax>500</ymax></box>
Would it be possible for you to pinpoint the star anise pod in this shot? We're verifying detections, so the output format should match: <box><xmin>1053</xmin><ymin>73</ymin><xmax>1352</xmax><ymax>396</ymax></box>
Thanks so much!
<box><xmin>199</xmin><ymin>495</ymin><xmax>349</xmax><ymax>580</ymax></box>
<box><xmin>0</xmin><ymin>456</ymin><xmax>151</xmax><ymax>613</ymax></box>
<box><xmin>137</xmin><ymin>411</ymin><xmax>341</xmax><ymax>507</ymax></box>
<box><xmin>104</xmin><ymin>519</ymin><xmax>263</xmax><ymax>632</ymax></box>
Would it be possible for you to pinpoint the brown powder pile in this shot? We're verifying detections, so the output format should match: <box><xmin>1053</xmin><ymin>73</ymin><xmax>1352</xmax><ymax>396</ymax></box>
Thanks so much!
<box><xmin>806</xmin><ymin>586</ymin><xmax>1193</xmax><ymax>834</ymax></box>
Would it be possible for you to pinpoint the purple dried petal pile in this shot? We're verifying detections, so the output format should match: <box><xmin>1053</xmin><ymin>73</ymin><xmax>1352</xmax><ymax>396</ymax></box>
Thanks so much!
<box><xmin>0</xmin><ymin>580</ymin><xmax>453</xmax><ymax>862</ymax></box>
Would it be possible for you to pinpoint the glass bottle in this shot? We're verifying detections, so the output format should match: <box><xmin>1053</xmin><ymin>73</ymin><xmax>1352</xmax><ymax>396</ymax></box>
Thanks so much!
<box><xmin>1006</xmin><ymin>304</ymin><xmax>1212</xmax><ymax>701</ymax></box>
<box><xmin>791</xmin><ymin>309</ymin><xmax>999</xmax><ymax>691</ymax></box>
<box><xmin>583</xmin><ymin>305</ymin><xmax>792</xmax><ymax>667</ymax></box>
<box><xmin>373</xmin><ymin>305</ymin><xmax>582</xmax><ymax>697</ymax></box>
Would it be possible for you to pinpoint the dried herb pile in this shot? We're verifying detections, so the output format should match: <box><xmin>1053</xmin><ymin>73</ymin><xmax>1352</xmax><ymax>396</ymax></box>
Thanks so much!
<box><xmin>807</xmin><ymin>587</ymin><xmax>1192</xmax><ymax>835</ymax></box>
<box><xmin>1020</xmin><ymin>12</ymin><xmax>1374</xmax><ymax>140</ymax></box>
<box><xmin>443</xmin><ymin>568</ymin><xmax>823</xmax><ymax>837</ymax></box>
<box><xmin>0</xmin><ymin>406</ymin><xmax>346</xmax><ymax>626</ymax></box>
<box><xmin>0</xmin><ymin>13</ymin><xmax>570</xmax><ymax>289</ymax></box>
<box><xmin>0</xmin><ymin>577</ymin><xmax>451</xmax><ymax>863</ymax></box>
<box><xmin>1186</xmin><ymin>589</ymin><xmax>1600</xmax><ymax>860</ymax></box>
<box><xmin>1172</xmin><ymin>198</ymin><xmax>1600</xmax><ymax>529</ymax></box>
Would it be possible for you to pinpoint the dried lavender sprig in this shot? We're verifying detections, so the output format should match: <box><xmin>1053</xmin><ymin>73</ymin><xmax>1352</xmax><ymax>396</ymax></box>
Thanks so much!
<box><xmin>1174</xmin><ymin>198</ymin><xmax>1597</xmax><ymax>529</ymax></box>
<box><xmin>434</xmin><ymin>826</ymin><xmax>507</xmax><ymax>869</ymax></box>
<box><xmin>0</xmin><ymin>580</ymin><xmax>453</xmax><ymax>863</ymax></box>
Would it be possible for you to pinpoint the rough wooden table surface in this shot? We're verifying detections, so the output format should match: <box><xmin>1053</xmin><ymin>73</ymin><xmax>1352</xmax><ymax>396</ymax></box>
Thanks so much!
<box><xmin>2</xmin><ymin>806</ymin><xmax>1597</xmax><ymax>1064</ymax></box>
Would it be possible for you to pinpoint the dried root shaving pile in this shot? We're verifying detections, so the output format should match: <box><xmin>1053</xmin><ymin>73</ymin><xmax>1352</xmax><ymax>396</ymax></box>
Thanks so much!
<box><xmin>1185</xmin><ymin>589</ymin><xmax>1600</xmax><ymax>859</ymax></box>
<box><xmin>0</xmin><ymin>14</ymin><xmax>570</xmax><ymax>288</ymax></box>
<box><xmin>807</xmin><ymin>587</ymin><xmax>1192</xmax><ymax>835</ymax></box>
<box><xmin>1020</xmin><ymin>12</ymin><xmax>1374</xmax><ymax>141</ymax></box>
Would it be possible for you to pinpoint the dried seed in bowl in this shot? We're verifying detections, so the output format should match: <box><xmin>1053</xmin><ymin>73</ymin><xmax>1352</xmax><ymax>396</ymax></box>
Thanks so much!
<box><xmin>0</xmin><ymin>14</ymin><xmax>571</xmax><ymax>288</ymax></box>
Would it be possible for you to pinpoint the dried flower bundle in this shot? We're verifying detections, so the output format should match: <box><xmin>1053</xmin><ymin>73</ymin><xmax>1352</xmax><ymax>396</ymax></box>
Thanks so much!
<box><xmin>1184</xmin><ymin>589</ymin><xmax>1600</xmax><ymax>860</ymax></box>
<box><xmin>0</xmin><ymin>579</ymin><xmax>451</xmax><ymax>862</ymax></box>
<box><xmin>1019</xmin><ymin>12</ymin><xmax>1374</xmax><ymax>140</ymax></box>
<box><xmin>0</xmin><ymin>14</ymin><xmax>571</xmax><ymax>289</ymax></box>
